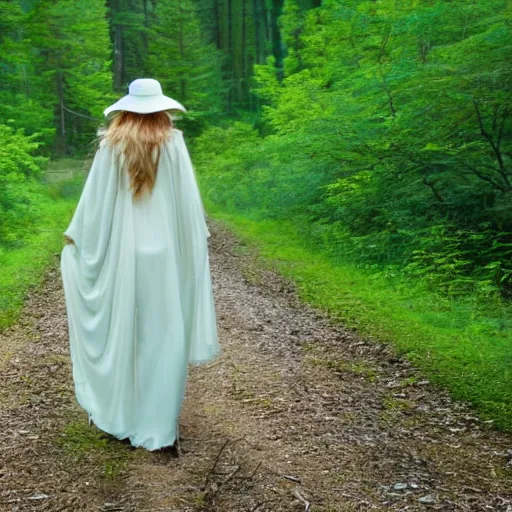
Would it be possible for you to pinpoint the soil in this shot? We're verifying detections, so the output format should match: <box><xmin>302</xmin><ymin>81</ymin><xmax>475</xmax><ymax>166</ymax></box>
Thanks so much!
<box><xmin>1</xmin><ymin>219</ymin><xmax>512</xmax><ymax>511</ymax></box>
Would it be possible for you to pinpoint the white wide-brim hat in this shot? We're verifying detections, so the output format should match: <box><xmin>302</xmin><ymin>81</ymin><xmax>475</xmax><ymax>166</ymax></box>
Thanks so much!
<box><xmin>103</xmin><ymin>78</ymin><xmax>187</xmax><ymax>116</ymax></box>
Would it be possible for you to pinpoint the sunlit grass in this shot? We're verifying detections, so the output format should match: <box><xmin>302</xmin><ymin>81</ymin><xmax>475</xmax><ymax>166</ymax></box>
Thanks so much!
<box><xmin>0</xmin><ymin>160</ymin><xmax>84</xmax><ymax>329</ymax></box>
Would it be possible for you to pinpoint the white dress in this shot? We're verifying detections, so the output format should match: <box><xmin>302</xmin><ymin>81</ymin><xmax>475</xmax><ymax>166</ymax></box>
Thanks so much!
<box><xmin>60</xmin><ymin>128</ymin><xmax>220</xmax><ymax>450</ymax></box>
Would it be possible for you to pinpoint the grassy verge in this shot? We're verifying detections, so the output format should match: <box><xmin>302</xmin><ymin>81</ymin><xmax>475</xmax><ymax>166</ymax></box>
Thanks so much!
<box><xmin>206</xmin><ymin>205</ymin><xmax>512</xmax><ymax>430</ymax></box>
<box><xmin>0</xmin><ymin>160</ymin><xmax>84</xmax><ymax>330</ymax></box>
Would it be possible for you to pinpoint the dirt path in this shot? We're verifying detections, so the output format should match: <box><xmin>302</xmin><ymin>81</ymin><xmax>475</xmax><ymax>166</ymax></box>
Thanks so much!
<box><xmin>1</xmin><ymin>220</ymin><xmax>512</xmax><ymax>511</ymax></box>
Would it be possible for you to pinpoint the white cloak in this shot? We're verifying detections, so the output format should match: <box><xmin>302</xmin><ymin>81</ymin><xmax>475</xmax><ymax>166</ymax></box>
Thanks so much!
<box><xmin>60</xmin><ymin>128</ymin><xmax>220</xmax><ymax>450</ymax></box>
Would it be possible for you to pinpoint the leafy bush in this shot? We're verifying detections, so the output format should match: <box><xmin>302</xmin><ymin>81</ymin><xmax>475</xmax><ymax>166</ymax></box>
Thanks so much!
<box><xmin>0</xmin><ymin>124</ymin><xmax>47</xmax><ymax>247</ymax></box>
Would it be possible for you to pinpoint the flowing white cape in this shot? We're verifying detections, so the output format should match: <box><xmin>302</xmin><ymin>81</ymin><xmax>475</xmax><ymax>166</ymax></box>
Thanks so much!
<box><xmin>60</xmin><ymin>129</ymin><xmax>220</xmax><ymax>450</ymax></box>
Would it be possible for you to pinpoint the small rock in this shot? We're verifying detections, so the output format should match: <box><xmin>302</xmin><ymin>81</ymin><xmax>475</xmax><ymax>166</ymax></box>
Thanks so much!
<box><xmin>418</xmin><ymin>495</ymin><xmax>435</xmax><ymax>505</ymax></box>
<box><xmin>393</xmin><ymin>483</ymin><xmax>408</xmax><ymax>491</ymax></box>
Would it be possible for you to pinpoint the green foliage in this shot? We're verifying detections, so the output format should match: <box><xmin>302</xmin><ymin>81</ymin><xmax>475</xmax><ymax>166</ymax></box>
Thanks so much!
<box><xmin>0</xmin><ymin>0</ymin><xmax>113</xmax><ymax>155</ymax></box>
<box><xmin>0</xmin><ymin>125</ymin><xmax>47</xmax><ymax>246</ymax></box>
<box><xmin>0</xmin><ymin>159</ymin><xmax>84</xmax><ymax>329</ymax></box>
<box><xmin>193</xmin><ymin>122</ymin><xmax>264</xmax><ymax>208</ymax></box>
<box><xmin>198</xmin><ymin>0</ymin><xmax>512</xmax><ymax>298</ymax></box>
<box><xmin>148</xmin><ymin>0</ymin><xmax>224</xmax><ymax>131</ymax></box>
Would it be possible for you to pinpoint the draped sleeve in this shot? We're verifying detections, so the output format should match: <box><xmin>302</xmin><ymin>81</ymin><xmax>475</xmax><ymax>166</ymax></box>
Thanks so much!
<box><xmin>63</xmin><ymin>140</ymin><xmax>119</xmax><ymax>278</ymax></box>
<box><xmin>172</xmin><ymin>130</ymin><xmax>211</xmax><ymax>239</ymax></box>
<box><xmin>171</xmin><ymin>129</ymin><xmax>220</xmax><ymax>364</ymax></box>
<box><xmin>60</xmin><ymin>138</ymin><xmax>137</xmax><ymax>429</ymax></box>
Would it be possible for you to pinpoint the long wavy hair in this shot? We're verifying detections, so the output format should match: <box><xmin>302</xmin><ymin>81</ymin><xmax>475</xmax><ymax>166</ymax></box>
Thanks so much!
<box><xmin>99</xmin><ymin>110</ymin><xmax>174</xmax><ymax>199</ymax></box>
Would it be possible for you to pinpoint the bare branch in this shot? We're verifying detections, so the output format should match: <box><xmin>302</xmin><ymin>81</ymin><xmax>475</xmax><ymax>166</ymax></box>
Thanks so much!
<box><xmin>497</xmin><ymin>104</ymin><xmax>509</xmax><ymax>150</ymax></box>
<box><xmin>460</xmin><ymin>161</ymin><xmax>508</xmax><ymax>192</ymax></box>
<box><xmin>62</xmin><ymin>105</ymin><xmax>98</xmax><ymax>122</ymax></box>
<box><xmin>422</xmin><ymin>177</ymin><xmax>444</xmax><ymax>202</ymax></box>
<box><xmin>472</xmin><ymin>98</ymin><xmax>508</xmax><ymax>177</ymax></box>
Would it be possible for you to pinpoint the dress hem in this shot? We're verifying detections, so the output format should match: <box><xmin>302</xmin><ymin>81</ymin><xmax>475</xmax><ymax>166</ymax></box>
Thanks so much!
<box><xmin>188</xmin><ymin>346</ymin><xmax>222</xmax><ymax>367</ymax></box>
<box><xmin>74</xmin><ymin>390</ymin><xmax>178</xmax><ymax>451</ymax></box>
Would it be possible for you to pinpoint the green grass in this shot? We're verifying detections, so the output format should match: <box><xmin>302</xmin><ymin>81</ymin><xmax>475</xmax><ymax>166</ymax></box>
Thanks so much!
<box><xmin>0</xmin><ymin>160</ymin><xmax>84</xmax><ymax>329</ymax></box>
<box><xmin>205</xmin><ymin>205</ymin><xmax>512</xmax><ymax>430</ymax></box>
<box><xmin>58</xmin><ymin>419</ymin><xmax>134</xmax><ymax>481</ymax></box>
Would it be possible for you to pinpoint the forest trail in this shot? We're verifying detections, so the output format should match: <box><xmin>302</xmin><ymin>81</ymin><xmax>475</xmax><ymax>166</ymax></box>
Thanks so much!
<box><xmin>1</xmin><ymin>219</ymin><xmax>512</xmax><ymax>511</ymax></box>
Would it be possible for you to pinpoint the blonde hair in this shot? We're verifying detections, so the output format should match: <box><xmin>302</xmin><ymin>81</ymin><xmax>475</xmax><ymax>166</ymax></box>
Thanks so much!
<box><xmin>99</xmin><ymin>111</ymin><xmax>174</xmax><ymax>199</ymax></box>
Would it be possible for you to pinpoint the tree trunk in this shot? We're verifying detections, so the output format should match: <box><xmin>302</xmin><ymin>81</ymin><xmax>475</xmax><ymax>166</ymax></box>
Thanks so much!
<box><xmin>178</xmin><ymin>0</ymin><xmax>187</xmax><ymax>100</ymax></box>
<box><xmin>57</xmin><ymin>71</ymin><xmax>67</xmax><ymax>155</ymax></box>
<box><xmin>113</xmin><ymin>5</ymin><xmax>123</xmax><ymax>91</ymax></box>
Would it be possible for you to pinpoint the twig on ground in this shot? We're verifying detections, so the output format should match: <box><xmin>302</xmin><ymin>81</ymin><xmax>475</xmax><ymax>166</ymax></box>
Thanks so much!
<box><xmin>248</xmin><ymin>460</ymin><xmax>262</xmax><ymax>479</ymax></box>
<box><xmin>283</xmin><ymin>474</ymin><xmax>301</xmax><ymax>483</ymax></box>
<box><xmin>204</xmin><ymin>439</ymin><xmax>229</xmax><ymax>484</ymax></box>
<box><xmin>204</xmin><ymin>359</ymin><xmax>224</xmax><ymax>370</ymax></box>
<box><xmin>222</xmin><ymin>465</ymin><xmax>240</xmax><ymax>484</ymax></box>
<box><xmin>292</xmin><ymin>488</ymin><xmax>310</xmax><ymax>511</ymax></box>
<box><xmin>175</xmin><ymin>421</ymin><xmax>181</xmax><ymax>457</ymax></box>
<box><xmin>234</xmin><ymin>460</ymin><xmax>262</xmax><ymax>480</ymax></box>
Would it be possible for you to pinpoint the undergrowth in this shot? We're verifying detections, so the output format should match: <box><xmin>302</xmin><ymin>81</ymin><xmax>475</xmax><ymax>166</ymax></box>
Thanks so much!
<box><xmin>0</xmin><ymin>160</ymin><xmax>84</xmax><ymax>330</ymax></box>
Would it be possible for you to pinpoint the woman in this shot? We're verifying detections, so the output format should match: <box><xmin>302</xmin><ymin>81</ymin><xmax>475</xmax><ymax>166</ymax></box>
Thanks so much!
<box><xmin>60</xmin><ymin>78</ymin><xmax>220</xmax><ymax>452</ymax></box>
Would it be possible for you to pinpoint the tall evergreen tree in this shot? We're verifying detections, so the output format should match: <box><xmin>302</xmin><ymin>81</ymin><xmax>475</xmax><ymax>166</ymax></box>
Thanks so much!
<box><xmin>148</xmin><ymin>0</ymin><xmax>224</xmax><ymax>127</ymax></box>
<box><xmin>191</xmin><ymin>0</ymin><xmax>286</xmax><ymax>112</ymax></box>
<box><xmin>27</xmin><ymin>0</ymin><xmax>113</xmax><ymax>153</ymax></box>
<box><xmin>0</xmin><ymin>2</ymin><xmax>54</xmax><ymax>146</ymax></box>
<box><xmin>107</xmin><ymin>0</ymin><xmax>155</xmax><ymax>90</ymax></box>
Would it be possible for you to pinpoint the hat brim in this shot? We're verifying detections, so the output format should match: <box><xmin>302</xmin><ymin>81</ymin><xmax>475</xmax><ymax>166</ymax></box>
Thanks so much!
<box><xmin>104</xmin><ymin>94</ymin><xmax>187</xmax><ymax>116</ymax></box>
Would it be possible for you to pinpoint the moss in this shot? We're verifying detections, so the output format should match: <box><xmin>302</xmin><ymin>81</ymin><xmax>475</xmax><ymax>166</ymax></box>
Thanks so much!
<box><xmin>240</xmin><ymin>265</ymin><xmax>263</xmax><ymax>285</ymax></box>
<box><xmin>383</xmin><ymin>395</ymin><xmax>416</xmax><ymax>411</ymax></box>
<box><xmin>380</xmin><ymin>395</ymin><xmax>418</xmax><ymax>424</ymax></box>
<box><xmin>58</xmin><ymin>419</ymin><xmax>134</xmax><ymax>481</ymax></box>
<box><xmin>301</xmin><ymin>342</ymin><xmax>317</xmax><ymax>353</ymax></box>
<box><xmin>305</xmin><ymin>355</ymin><xmax>378</xmax><ymax>382</ymax></box>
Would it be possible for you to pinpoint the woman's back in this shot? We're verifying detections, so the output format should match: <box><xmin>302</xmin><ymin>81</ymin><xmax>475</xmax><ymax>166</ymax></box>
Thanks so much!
<box><xmin>61</xmin><ymin>104</ymin><xmax>219</xmax><ymax>450</ymax></box>
<box><xmin>130</xmin><ymin>130</ymin><xmax>176</xmax><ymax>253</ymax></box>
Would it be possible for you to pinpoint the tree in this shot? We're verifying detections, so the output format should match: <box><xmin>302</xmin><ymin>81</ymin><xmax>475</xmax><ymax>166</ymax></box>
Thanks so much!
<box><xmin>148</xmin><ymin>0</ymin><xmax>224</xmax><ymax>129</ymax></box>
<box><xmin>27</xmin><ymin>0</ymin><xmax>113</xmax><ymax>153</ymax></box>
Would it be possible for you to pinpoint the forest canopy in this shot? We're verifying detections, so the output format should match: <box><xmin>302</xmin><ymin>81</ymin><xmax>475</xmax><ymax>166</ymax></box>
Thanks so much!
<box><xmin>0</xmin><ymin>0</ymin><xmax>511</xmax><ymax>299</ymax></box>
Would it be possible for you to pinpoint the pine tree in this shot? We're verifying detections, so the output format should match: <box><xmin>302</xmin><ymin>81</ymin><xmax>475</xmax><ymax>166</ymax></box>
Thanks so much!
<box><xmin>148</xmin><ymin>0</ymin><xmax>224</xmax><ymax>126</ymax></box>
<box><xmin>107</xmin><ymin>0</ymin><xmax>154</xmax><ymax>90</ymax></box>
<box><xmin>0</xmin><ymin>2</ymin><xmax>55</xmax><ymax>147</ymax></box>
<box><xmin>27</xmin><ymin>0</ymin><xmax>113</xmax><ymax>153</ymax></box>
